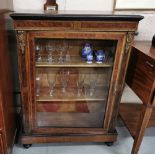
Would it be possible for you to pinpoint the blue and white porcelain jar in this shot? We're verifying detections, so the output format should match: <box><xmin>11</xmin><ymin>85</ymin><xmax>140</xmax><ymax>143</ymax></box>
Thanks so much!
<box><xmin>95</xmin><ymin>50</ymin><xmax>106</xmax><ymax>64</ymax></box>
<box><xmin>81</xmin><ymin>43</ymin><xmax>93</xmax><ymax>61</ymax></box>
<box><xmin>86</xmin><ymin>54</ymin><xmax>93</xmax><ymax>64</ymax></box>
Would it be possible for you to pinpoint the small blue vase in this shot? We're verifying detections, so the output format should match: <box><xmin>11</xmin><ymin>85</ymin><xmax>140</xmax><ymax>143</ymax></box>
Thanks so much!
<box><xmin>81</xmin><ymin>43</ymin><xmax>93</xmax><ymax>61</ymax></box>
<box><xmin>95</xmin><ymin>50</ymin><xmax>106</xmax><ymax>64</ymax></box>
<box><xmin>86</xmin><ymin>54</ymin><xmax>93</xmax><ymax>64</ymax></box>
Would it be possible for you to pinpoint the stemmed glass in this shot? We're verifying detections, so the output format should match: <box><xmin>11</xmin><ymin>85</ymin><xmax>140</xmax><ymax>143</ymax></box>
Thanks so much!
<box><xmin>76</xmin><ymin>73</ymin><xmax>85</xmax><ymax>97</ymax></box>
<box><xmin>35</xmin><ymin>44</ymin><xmax>43</xmax><ymax>62</ymax></box>
<box><xmin>36</xmin><ymin>72</ymin><xmax>42</xmax><ymax>96</ymax></box>
<box><xmin>47</xmin><ymin>72</ymin><xmax>56</xmax><ymax>96</ymax></box>
<box><xmin>57</xmin><ymin>40</ymin><xmax>68</xmax><ymax>64</ymax></box>
<box><xmin>65</xmin><ymin>44</ymin><xmax>72</xmax><ymax>62</ymax></box>
<box><xmin>46</xmin><ymin>41</ymin><xmax>55</xmax><ymax>63</ymax></box>
<box><xmin>60</xmin><ymin>69</ymin><xmax>70</xmax><ymax>93</ymax></box>
<box><xmin>89</xmin><ymin>73</ymin><xmax>98</xmax><ymax>96</ymax></box>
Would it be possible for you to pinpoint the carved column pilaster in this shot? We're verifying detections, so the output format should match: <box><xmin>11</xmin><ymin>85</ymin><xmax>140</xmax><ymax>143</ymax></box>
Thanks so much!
<box><xmin>16</xmin><ymin>30</ymin><xmax>27</xmax><ymax>87</ymax></box>
<box><xmin>125</xmin><ymin>32</ymin><xmax>135</xmax><ymax>54</ymax></box>
<box><xmin>16</xmin><ymin>30</ymin><xmax>26</xmax><ymax>55</ymax></box>
<box><xmin>16</xmin><ymin>30</ymin><xmax>30</xmax><ymax>133</ymax></box>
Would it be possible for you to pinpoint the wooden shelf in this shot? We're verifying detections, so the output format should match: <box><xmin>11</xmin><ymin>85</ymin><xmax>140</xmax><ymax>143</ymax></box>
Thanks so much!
<box><xmin>37</xmin><ymin>97</ymin><xmax>105</xmax><ymax>102</ymax></box>
<box><xmin>119</xmin><ymin>103</ymin><xmax>155</xmax><ymax>138</ymax></box>
<box><xmin>35</xmin><ymin>57</ymin><xmax>113</xmax><ymax>68</ymax></box>
<box><xmin>36</xmin><ymin>87</ymin><xmax>107</xmax><ymax>102</ymax></box>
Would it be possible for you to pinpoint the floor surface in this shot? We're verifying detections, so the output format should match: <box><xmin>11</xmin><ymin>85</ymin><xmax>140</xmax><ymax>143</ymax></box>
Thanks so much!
<box><xmin>13</xmin><ymin>125</ymin><xmax>155</xmax><ymax>154</ymax></box>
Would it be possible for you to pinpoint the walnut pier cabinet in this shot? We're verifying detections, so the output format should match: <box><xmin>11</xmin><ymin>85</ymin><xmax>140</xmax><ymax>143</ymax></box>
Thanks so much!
<box><xmin>10</xmin><ymin>11</ymin><xmax>143</xmax><ymax>147</ymax></box>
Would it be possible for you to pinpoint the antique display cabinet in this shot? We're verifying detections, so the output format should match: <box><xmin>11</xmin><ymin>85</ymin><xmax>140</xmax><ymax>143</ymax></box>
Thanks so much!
<box><xmin>10</xmin><ymin>11</ymin><xmax>143</xmax><ymax>147</ymax></box>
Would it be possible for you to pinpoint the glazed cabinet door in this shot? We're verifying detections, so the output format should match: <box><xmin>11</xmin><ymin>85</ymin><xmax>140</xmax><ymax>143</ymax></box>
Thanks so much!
<box><xmin>21</xmin><ymin>31</ymin><xmax>127</xmax><ymax>134</ymax></box>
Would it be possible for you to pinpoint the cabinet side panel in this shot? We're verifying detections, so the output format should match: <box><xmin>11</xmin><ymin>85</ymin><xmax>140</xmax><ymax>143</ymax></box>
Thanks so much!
<box><xmin>0</xmin><ymin>133</ymin><xmax>4</xmax><ymax>154</ymax></box>
<box><xmin>0</xmin><ymin>12</ymin><xmax>16</xmax><ymax>153</ymax></box>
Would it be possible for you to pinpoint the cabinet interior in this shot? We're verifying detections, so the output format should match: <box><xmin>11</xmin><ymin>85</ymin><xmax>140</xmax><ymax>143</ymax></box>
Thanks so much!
<box><xmin>34</xmin><ymin>38</ymin><xmax>117</xmax><ymax>128</ymax></box>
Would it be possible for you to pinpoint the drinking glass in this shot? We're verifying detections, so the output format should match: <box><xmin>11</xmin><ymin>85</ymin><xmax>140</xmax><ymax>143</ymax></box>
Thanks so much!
<box><xmin>36</xmin><ymin>73</ymin><xmax>42</xmax><ymax>96</ymax></box>
<box><xmin>47</xmin><ymin>72</ymin><xmax>56</xmax><ymax>96</ymax></box>
<box><xmin>76</xmin><ymin>73</ymin><xmax>85</xmax><ymax>96</ymax></box>
<box><xmin>46</xmin><ymin>41</ymin><xmax>55</xmax><ymax>63</ymax></box>
<box><xmin>60</xmin><ymin>69</ymin><xmax>70</xmax><ymax>93</ymax></box>
<box><xmin>57</xmin><ymin>41</ymin><xmax>68</xmax><ymax>64</ymax></box>
<box><xmin>84</xmin><ymin>74</ymin><xmax>90</xmax><ymax>97</ymax></box>
<box><xmin>65</xmin><ymin>44</ymin><xmax>72</xmax><ymax>62</ymax></box>
<box><xmin>35</xmin><ymin>44</ymin><xmax>43</xmax><ymax>62</ymax></box>
<box><xmin>89</xmin><ymin>73</ymin><xmax>98</xmax><ymax>96</ymax></box>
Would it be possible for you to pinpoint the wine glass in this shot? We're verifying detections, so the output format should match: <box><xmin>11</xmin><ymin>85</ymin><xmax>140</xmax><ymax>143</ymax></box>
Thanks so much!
<box><xmin>76</xmin><ymin>73</ymin><xmax>85</xmax><ymax>97</ymax></box>
<box><xmin>89</xmin><ymin>73</ymin><xmax>98</xmax><ymax>96</ymax></box>
<box><xmin>35</xmin><ymin>44</ymin><xmax>43</xmax><ymax>62</ymax></box>
<box><xmin>46</xmin><ymin>41</ymin><xmax>55</xmax><ymax>63</ymax></box>
<box><xmin>47</xmin><ymin>72</ymin><xmax>56</xmax><ymax>96</ymax></box>
<box><xmin>60</xmin><ymin>69</ymin><xmax>70</xmax><ymax>93</ymax></box>
<box><xmin>65</xmin><ymin>44</ymin><xmax>72</xmax><ymax>62</ymax></box>
<box><xmin>84</xmin><ymin>74</ymin><xmax>90</xmax><ymax>97</ymax></box>
<box><xmin>57</xmin><ymin>40</ymin><xmax>68</xmax><ymax>64</ymax></box>
<box><xmin>36</xmin><ymin>72</ymin><xmax>42</xmax><ymax>96</ymax></box>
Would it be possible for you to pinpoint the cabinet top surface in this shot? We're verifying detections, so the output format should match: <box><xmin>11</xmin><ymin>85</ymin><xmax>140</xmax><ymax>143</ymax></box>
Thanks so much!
<box><xmin>133</xmin><ymin>41</ymin><xmax>155</xmax><ymax>60</ymax></box>
<box><xmin>10</xmin><ymin>10</ymin><xmax>143</xmax><ymax>21</ymax></box>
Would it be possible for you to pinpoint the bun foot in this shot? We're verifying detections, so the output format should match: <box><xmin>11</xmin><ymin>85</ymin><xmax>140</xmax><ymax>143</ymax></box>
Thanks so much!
<box><xmin>23</xmin><ymin>144</ymin><xmax>32</xmax><ymax>149</ymax></box>
<box><xmin>105</xmin><ymin>142</ymin><xmax>114</xmax><ymax>146</ymax></box>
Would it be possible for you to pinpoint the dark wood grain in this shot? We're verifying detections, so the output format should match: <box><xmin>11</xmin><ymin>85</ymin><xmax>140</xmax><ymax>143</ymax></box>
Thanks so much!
<box><xmin>120</xmin><ymin>41</ymin><xmax>155</xmax><ymax>154</ymax></box>
<box><xmin>126</xmin><ymin>42</ymin><xmax>155</xmax><ymax>105</ymax></box>
<box><xmin>119</xmin><ymin>103</ymin><xmax>141</xmax><ymax>138</ymax></box>
<box><xmin>133</xmin><ymin>41</ymin><xmax>155</xmax><ymax>60</ymax></box>
<box><xmin>21</xmin><ymin>133</ymin><xmax>117</xmax><ymax>144</ymax></box>
<box><xmin>0</xmin><ymin>10</ymin><xmax>16</xmax><ymax>153</ymax></box>
<box><xmin>119</xmin><ymin>103</ymin><xmax>155</xmax><ymax>153</ymax></box>
<box><xmin>0</xmin><ymin>132</ymin><xmax>4</xmax><ymax>154</ymax></box>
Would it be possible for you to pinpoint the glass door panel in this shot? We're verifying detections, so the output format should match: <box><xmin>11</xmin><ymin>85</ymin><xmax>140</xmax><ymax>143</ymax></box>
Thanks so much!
<box><xmin>34</xmin><ymin>38</ymin><xmax>117</xmax><ymax>128</ymax></box>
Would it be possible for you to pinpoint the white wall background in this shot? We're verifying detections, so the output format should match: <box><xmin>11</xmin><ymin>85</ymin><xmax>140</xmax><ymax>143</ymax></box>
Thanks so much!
<box><xmin>12</xmin><ymin>0</ymin><xmax>155</xmax><ymax>41</ymax></box>
<box><xmin>12</xmin><ymin>0</ymin><xmax>113</xmax><ymax>11</ymax></box>
<box><xmin>0</xmin><ymin>0</ymin><xmax>13</xmax><ymax>10</ymax></box>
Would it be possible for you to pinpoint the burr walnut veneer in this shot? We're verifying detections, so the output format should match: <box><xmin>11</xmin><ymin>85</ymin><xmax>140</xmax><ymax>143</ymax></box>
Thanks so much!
<box><xmin>10</xmin><ymin>11</ymin><xmax>143</xmax><ymax>147</ymax></box>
